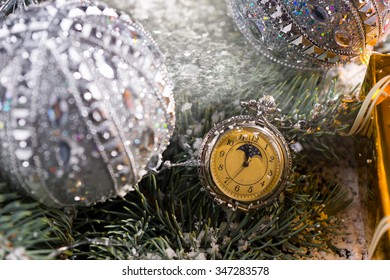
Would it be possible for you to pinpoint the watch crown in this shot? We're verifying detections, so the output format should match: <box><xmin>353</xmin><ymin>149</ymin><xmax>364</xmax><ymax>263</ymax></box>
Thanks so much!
<box><xmin>258</xmin><ymin>95</ymin><xmax>277</xmax><ymax>114</ymax></box>
<box><xmin>241</xmin><ymin>95</ymin><xmax>277</xmax><ymax>116</ymax></box>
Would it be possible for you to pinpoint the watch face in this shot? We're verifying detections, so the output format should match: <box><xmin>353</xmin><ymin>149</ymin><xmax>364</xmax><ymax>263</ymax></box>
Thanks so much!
<box><xmin>199</xmin><ymin>116</ymin><xmax>291</xmax><ymax>211</ymax></box>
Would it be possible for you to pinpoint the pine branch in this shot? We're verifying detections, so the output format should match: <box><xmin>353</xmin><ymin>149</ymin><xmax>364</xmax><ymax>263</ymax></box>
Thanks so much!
<box><xmin>68</xmin><ymin>157</ymin><xmax>351</xmax><ymax>260</ymax></box>
<box><xmin>0</xmin><ymin>181</ymin><xmax>73</xmax><ymax>259</ymax></box>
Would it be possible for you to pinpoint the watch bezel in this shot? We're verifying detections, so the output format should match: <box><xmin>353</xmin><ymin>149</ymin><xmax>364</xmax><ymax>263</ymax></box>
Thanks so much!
<box><xmin>198</xmin><ymin>115</ymin><xmax>292</xmax><ymax>211</ymax></box>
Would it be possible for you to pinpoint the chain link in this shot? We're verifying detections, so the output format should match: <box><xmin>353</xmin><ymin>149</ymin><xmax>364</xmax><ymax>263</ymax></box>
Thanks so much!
<box><xmin>240</xmin><ymin>95</ymin><xmax>314</xmax><ymax>144</ymax></box>
<box><xmin>149</xmin><ymin>159</ymin><xmax>202</xmax><ymax>174</ymax></box>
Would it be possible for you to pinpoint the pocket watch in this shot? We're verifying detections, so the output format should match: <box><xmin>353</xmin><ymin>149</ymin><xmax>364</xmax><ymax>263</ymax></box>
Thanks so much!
<box><xmin>198</xmin><ymin>96</ymin><xmax>292</xmax><ymax>212</ymax></box>
<box><xmin>153</xmin><ymin>96</ymin><xmax>293</xmax><ymax>212</ymax></box>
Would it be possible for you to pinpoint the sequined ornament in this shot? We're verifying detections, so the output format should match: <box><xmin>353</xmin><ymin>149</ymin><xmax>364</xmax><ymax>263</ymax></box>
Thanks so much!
<box><xmin>228</xmin><ymin>0</ymin><xmax>390</xmax><ymax>69</ymax></box>
<box><xmin>0</xmin><ymin>0</ymin><xmax>175</xmax><ymax>208</ymax></box>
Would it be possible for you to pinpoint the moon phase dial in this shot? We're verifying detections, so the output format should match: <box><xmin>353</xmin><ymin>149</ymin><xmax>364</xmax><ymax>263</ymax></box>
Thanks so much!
<box><xmin>198</xmin><ymin>115</ymin><xmax>291</xmax><ymax>211</ymax></box>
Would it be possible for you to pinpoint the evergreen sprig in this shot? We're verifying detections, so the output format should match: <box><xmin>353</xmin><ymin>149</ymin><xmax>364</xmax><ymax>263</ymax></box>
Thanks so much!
<box><xmin>64</xmin><ymin>157</ymin><xmax>352</xmax><ymax>260</ymax></box>
<box><xmin>0</xmin><ymin>182</ymin><xmax>73</xmax><ymax>259</ymax></box>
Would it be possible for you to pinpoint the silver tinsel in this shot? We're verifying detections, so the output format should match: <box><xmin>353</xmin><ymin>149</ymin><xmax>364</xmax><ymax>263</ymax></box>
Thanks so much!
<box><xmin>228</xmin><ymin>0</ymin><xmax>390</xmax><ymax>69</ymax></box>
<box><xmin>0</xmin><ymin>0</ymin><xmax>175</xmax><ymax>207</ymax></box>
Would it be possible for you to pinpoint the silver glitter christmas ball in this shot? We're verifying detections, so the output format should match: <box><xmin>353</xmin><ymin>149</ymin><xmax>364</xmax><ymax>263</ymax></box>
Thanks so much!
<box><xmin>228</xmin><ymin>0</ymin><xmax>390</xmax><ymax>69</ymax></box>
<box><xmin>0</xmin><ymin>0</ymin><xmax>175</xmax><ymax>207</ymax></box>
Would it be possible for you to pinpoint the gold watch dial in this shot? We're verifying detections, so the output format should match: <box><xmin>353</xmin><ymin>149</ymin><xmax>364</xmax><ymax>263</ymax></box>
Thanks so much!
<box><xmin>209</xmin><ymin>126</ymin><xmax>284</xmax><ymax>202</ymax></box>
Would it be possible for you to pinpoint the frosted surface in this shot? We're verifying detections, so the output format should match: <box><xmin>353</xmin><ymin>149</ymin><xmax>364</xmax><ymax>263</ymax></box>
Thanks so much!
<box><xmin>109</xmin><ymin>0</ymin><xmax>283</xmax><ymax>106</ymax></box>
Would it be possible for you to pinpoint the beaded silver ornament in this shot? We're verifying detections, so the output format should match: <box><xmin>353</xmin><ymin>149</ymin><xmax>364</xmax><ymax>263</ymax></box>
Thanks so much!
<box><xmin>0</xmin><ymin>0</ymin><xmax>175</xmax><ymax>207</ymax></box>
<box><xmin>228</xmin><ymin>0</ymin><xmax>390</xmax><ymax>69</ymax></box>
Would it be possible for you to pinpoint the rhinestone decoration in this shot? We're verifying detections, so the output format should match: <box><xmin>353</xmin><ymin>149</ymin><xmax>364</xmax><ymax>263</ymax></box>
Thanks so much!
<box><xmin>228</xmin><ymin>0</ymin><xmax>390</xmax><ymax>69</ymax></box>
<box><xmin>0</xmin><ymin>0</ymin><xmax>175</xmax><ymax>208</ymax></box>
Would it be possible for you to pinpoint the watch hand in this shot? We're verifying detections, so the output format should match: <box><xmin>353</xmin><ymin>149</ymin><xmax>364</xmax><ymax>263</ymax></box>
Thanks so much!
<box><xmin>243</xmin><ymin>152</ymin><xmax>249</xmax><ymax>166</ymax></box>
<box><xmin>227</xmin><ymin>158</ymin><xmax>252</xmax><ymax>185</ymax></box>
<box><xmin>242</xmin><ymin>156</ymin><xmax>251</xmax><ymax>167</ymax></box>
